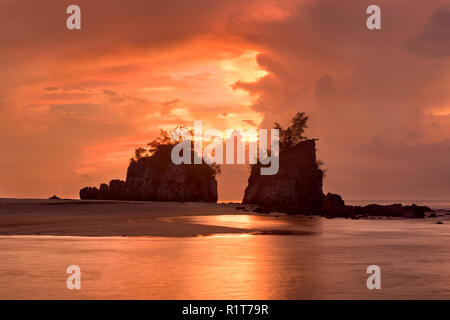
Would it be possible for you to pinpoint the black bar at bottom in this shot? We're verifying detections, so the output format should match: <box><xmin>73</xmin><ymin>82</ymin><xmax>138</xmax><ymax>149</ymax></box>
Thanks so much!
<box><xmin>1</xmin><ymin>300</ymin><xmax>446</xmax><ymax>319</ymax></box>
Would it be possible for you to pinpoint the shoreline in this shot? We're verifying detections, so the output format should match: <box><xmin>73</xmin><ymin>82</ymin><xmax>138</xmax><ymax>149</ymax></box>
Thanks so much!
<box><xmin>0</xmin><ymin>199</ymin><xmax>265</xmax><ymax>237</ymax></box>
<box><xmin>0</xmin><ymin>199</ymin><xmax>447</xmax><ymax>238</ymax></box>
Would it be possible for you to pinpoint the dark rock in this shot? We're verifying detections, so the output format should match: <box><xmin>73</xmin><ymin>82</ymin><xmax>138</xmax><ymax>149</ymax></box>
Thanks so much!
<box><xmin>124</xmin><ymin>156</ymin><xmax>217</xmax><ymax>202</ymax></box>
<box><xmin>48</xmin><ymin>195</ymin><xmax>61</xmax><ymax>200</ymax></box>
<box><xmin>79</xmin><ymin>187</ymin><xmax>99</xmax><ymax>200</ymax></box>
<box><xmin>108</xmin><ymin>179</ymin><xmax>126</xmax><ymax>200</ymax></box>
<box><xmin>321</xmin><ymin>199</ymin><xmax>432</xmax><ymax>219</ymax></box>
<box><xmin>253</xmin><ymin>207</ymin><xmax>272</xmax><ymax>214</ymax></box>
<box><xmin>436</xmin><ymin>221</ymin><xmax>444</xmax><ymax>224</ymax></box>
<box><xmin>428</xmin><ymin>212</ymin><xmax>437</xmax><ymax>218</ymax></box>
<box><xmin>322</xmin><ymin>193</ymin><xmax>346</xmax><ymax>217</ymax></box>
<box><xmin>359</xmin><ymin>204</ymin><xmax>403</xmax><ymax>217</ymax></box>
<box><xmin>406</xmin><ymin>204</ymin><xmax>432</xmax><ymax>218</ymax></box>
<box><xmin>240</xmin><ymin>135</ymin><xmax>435</xmax><ymax>219</ymax></box>
<box><xmin>97</xmin><ymin>183</ymin><xmax>110</xmax><ymax>199</ymax></box>
<box><xmin>242</xmin><ymin>139</ymin><xmax>324</xmax><ymax>214</ymax></box>
<box><xmin>80</xmin><ymin>152</ymin><xmax>218</xmax><ymax>202</ymax></box>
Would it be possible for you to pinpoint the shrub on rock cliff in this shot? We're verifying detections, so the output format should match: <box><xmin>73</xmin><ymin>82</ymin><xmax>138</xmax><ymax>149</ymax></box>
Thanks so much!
<box><xmin>80</xmin><ymin>129</ymin><xmax>219</xmax><ymax>202</ymax></box>
<box><xmin>274</xmin><ymin>112</ymin><xmax>309</xmax><ymax>150</ymax></box>
<box><xmin>242</xmin><ymin>112</ymin><xmax>434</xmax><ymax>218</ymax></box>
<box><xmin>243</xmin><ymin>113</ymin><xmax>325</xmax><ymax>213</ymax></box>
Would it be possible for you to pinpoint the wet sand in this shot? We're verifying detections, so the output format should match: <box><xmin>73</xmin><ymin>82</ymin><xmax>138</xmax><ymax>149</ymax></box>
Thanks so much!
<box><xmin>0</xmin><ymin>199</ymin><xmax>448</xmax><ymax>237</ymax></box>
<box><xmin>0</xmin><ymin>199</ymin><xmax>265</xmax><ymax>237</ymax></box>
<box><xmin>1</xmin><ymin>199</ymin><xmax>450</xmax><ymax>299</ymax></box>
<box><xmin>1</xmin><ymin>214</ymin><xmax>450</xmax><ymax>299</ymax></box>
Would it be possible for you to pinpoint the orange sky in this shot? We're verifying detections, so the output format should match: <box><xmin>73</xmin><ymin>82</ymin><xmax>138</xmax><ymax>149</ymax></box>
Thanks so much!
<box><xmin>0</xmin><ymin>0</ymin><xmax>449</xmax><ymax>200</ymax></box>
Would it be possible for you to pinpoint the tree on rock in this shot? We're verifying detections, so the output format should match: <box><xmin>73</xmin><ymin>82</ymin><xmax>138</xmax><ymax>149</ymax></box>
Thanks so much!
<box><xmin>274</xmin><ymin>112</ymin><xmax>309</xmax><ymax>150</ymax></box>
<box><xmin>81</xmin><ymin>127</ymin><xmax>220</xmax><ymax>202</ymax></box>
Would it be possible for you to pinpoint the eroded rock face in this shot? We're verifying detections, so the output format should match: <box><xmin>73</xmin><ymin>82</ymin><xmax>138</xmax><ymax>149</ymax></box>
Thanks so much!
<box><xmin>79</xmin><ymin>187</ymin><xmax>99</xmax><ymax>200</ymax></box>
<box><xmin>241</xmin><ymin>139</ymin><xmax>433</xmax><ymax>218</ymax></box>
<box><xmin>322</xmin><ymin>193</ymin><xmax>346</xmax><ymax>216</ymax></box>
<box><xmin>80</xmin><ymin>158</ymin><xmax>217</xmax><ymax>203</ymax></box>
<box><xmin>242</xmin><ymin>139</ymin><xmax>324</xmax><ymax>213</ymax></box>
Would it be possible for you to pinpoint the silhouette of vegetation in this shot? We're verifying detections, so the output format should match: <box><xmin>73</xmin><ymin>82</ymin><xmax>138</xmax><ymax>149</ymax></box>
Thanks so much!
<box><xmin>247</xmin><ymin>112</ymin><xmax>326</xmax><ymax>176</ymax></box>
<box><xmin>274</xmin><ymin>112</ymin><xmax>309</xmax><ymax>150</ymax></box>
<box><xmin>81</xmin><ymin>127</ymin><xmax>219</xmax><ymax>202</ymax></box>
<box><xmin>130</xmin><ymin>128</ymin><xmax>221</xmax><ymax>177</ymax></box>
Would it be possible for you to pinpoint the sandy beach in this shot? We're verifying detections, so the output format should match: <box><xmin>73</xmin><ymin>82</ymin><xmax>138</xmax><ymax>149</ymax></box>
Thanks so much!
<box><xmin>0</xmin><ymin>199</ymin><xmax>448</xmax><ymax>238</ymax></box>
<box><xmin>0</xmin><ymin>199</ymin><xmax>268</xmax><ymax>237</ymax></box>
<box><xmin>1</xmin><ymin>199</ymin><xmax>449</xmax><ymax>299</ymax></box>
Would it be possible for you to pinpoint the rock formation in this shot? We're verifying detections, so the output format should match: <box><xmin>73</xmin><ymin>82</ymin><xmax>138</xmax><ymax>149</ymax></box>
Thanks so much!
<box><xmin>80</xmin><ymin>149</ymin><xmax>218</xmax><ymax>203</ymax></box>
<box><xmin>321</xmin><ymin>193</ymin><xmax>432</xmax><ymax>218</ymax></box>
<box><xmin>241</xmin><ymin>139</ymin><xmax>432</xmax><ymax>218</ymax></box>
<box><xmin>242</xmin><ymin>139</ymin><xmax>324</xmax><ymax>213</ymax></box>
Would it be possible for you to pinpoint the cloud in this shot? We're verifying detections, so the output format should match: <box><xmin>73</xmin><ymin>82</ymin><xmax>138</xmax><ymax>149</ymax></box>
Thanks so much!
<box><xmin>405</xmin><ymin>6</ymin><xmax>450</xmax><ymax>57</ymax></box>
<box><xmin>1</xmin><ymin>0</ymin><xmax>449</xmax><ymax>200</ymax></box>
<box><xmin>230</xmin><ymin>0</ymin><xmax>450</xmax><ymax>199</ymax></box>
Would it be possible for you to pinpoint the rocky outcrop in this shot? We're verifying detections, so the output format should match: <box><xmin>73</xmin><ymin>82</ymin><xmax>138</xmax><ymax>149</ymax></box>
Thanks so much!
<box><xmin>242</xmin><ymin>139</ymin><xmax>324</xmax><ymax>213</ymax></box>
<box><xmin>322</xmin><ymin>193</ymin><xmax>346</xmax><ymax>216</ymax></box>
<box><xmin>241</xmin><ymin>138</ymin><xmax>432</xmax><ymax>218</ymax></box>
<box><xmin>321</xmin><ymin>193</ymin><xmax>433</xmax><ymax>218</ymax></box>
<box><xmin>80</xmin><ymin>156</ymin><xmax>218</xmax><ymax>203</ymax></box>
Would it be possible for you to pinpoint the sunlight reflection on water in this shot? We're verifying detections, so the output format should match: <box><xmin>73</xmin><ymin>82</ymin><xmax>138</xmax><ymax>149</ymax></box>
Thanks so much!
<box><xmin>1</xmin><ymin>214</ymin><xmax>450</xmax><ymax>299</ymax></box>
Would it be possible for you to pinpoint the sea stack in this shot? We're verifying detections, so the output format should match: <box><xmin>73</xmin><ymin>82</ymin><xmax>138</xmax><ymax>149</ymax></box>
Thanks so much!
<box><xmin>80</xmin><ymin>146</ymin><xmax>218</xmax><ymax>203</ymax></box>
<box><xmin>242</xmin><ymin>139</ymin><xmax>324</xmax><ymax>214</ymax></box>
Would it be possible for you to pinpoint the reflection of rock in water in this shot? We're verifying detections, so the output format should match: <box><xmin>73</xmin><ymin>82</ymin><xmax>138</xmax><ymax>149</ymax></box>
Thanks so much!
<box><xmin>250</xmin><ymin>230</ymin><xmax>315</xmax><ymax>236</ymax></box>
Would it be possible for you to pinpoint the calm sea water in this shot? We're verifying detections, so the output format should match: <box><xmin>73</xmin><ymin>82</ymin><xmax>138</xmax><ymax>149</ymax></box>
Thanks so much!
<box><xmin>0</xmin><ymin>206</ymin><xmax>450</xmax><ymax>299</ymax></box>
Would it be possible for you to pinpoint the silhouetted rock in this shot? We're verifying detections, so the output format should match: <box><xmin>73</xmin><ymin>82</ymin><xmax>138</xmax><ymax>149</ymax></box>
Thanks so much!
<box><xmin>242</xmin><ymin>139</ymin><xmax>324</xmax><ymax>214</ymax></box>
<box><xmin>322</xmin><ymin>193</ymin><xmax>346</xmax><ymax>216</ymax></box>
<box><xmin>122</xmin><ymin>156</ymin><xmax>217</xmax><ymax>202</ymax></box>
<box><xmin>323</xmin><ymin>199</ymin><xmax>433</xmax><ymax>219</ymax></box>
<box><xmin>97</xmin><ymin>183</ymin><xmax>110</xmax><ymax>199</ymax></box>
<box><xmin>240</xmin><ymin>136</ymin><xmax>432</xmax><ymax>218</ymax></box>
<box><xmin>108</xmin><ymin>180</ymin><xmax>126</xmax><ymax>200</ymax></box>
<box><xmin>436</xmin><ymin>221</ymin><xmax>444</xmax><ymax>224</ymax></box>
<box><xmin>366</xmin><ymin>203</ymin><xmax>431</xmax><ymax>218</ymax></box>
<box><xmin>80</xmin><ymin>156</ymin><xmax>218</xmax><ymax>202</ymax></box>
<box><xmin>79</xmin><ymin>187</ymin><xmax>99</xmax><ymax>200</ymax></box>
<box><xmin>48</xmin><ymin>195</ymin><xmax>61</xmax><ymax>200</ymax></box>
<box><xmin>241</xmin><ymin>137</ymin><xmax>434</xmax><ymax>218</ymax></box>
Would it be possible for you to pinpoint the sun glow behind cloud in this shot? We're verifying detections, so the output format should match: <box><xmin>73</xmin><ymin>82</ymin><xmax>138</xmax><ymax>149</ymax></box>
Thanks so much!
<box><xmin>3</xmin><ymin>0</ymin><xmax>450</xmax><ymax>200</ymax></box>
<box><xmin>70</xmin><ymin>47</ymin><xmax>268</xmax><ymax>184</ymax></box>
<box><xmin>430</xmin><ymin>107</ymin><xmax>450</xmax><ymax>116</ymax></box>
<box><xmin>220</xmin><ymin>51</ymin><xmax>269</xmax><ymax>86</ymax></box>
